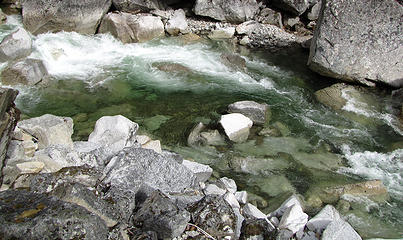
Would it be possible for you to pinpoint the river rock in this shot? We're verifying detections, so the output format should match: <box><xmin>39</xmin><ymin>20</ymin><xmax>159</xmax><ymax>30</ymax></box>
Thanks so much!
<box><xmin>203</xmin><ymin>183</ymin><xmax>226</xmax><ymax>196</ymax></box>
<box><xmin>187</xmin><ymin>122</ymin><xmax>205</xmax><ymax>146</ymax></box>
<box><xmin>16</xmin><ymin>161</ymin><xmax>44</xmax><ymax>174</ymax></box>
<box><xmin>257</xmin><ymin>8</ymin><xmax>283</xmax><ymax>28</ymax></box>
<box><xmin>0</xmin><ymin>28</ymin><xmax>32</xmax><ymax>62</ymax></box>
<box><xmin>228</xmin><ymin>100</ymin><xmax>270</xmax><ymax>125</ymax></box>
<box><xmin>235</xmin><ymin>191</ymin><xmax>248</xmax><ymax>204</ymax></box>
<box><xmin>321</xmin><ymin>217</ymin><xmax>362</xmax><ymax>240</ymax></box>
<box><xmin>270</xmin><ymin>194</ymin><xmax>303</xmax><ymax>218</ymax></box>
<box><xmin>112</xmin><ymin>0</ymin><xmax>167</xmax><ymax>12</ymax></box>
<box><xmin>0</xmin><ymin>0</ymin><xmax>22</xmax><ymax>15</ymax></box>
<box><xmin>271</xmin><ymin>0</ymin><xmax>309</xmax><ymax>16</ymax></box>
<box><xmin>208</xmin><ymin>27</ymin><xmax>235</xmax><ymax>40</ymax></box>
<box><xmin>88</xmin><ymin>115</ymin><xmax>138</xmax><ymax>153</ymax></box>
<box><xmin>217</xmin><ymin>177</ymin><xmax>237</xmax><ymax>194</ymax></box>
<box><xmin>0</xmin><ymin>189</ymin><xmax>108</xmax><ymax>239</ymax></box>
<box><xmin>240</xmin><ymin>219</ymin><xmax>276</xmax><ymax>240</ymax></box>
<box><xmin>308</xmin><ymin>0</ymin><xmax>403</xmax><ymax>87</ymax></box>
<box><xmin>182</xmin><ymin>159</ymin><xmax>213</xmax><ymax>183</ymax></box>
<box><xmin>165</xmin><ymin>9</ymin><xmax>188</xmax><ymax>36</ymax></box>
<box><xmin>99</xmin><ymin>13</ymin><xmax>165</xmax><ymax>43</ymax></box>
<box><xmin>17</xmin><ymin>114</ymin><xmax>73</xmax><ymax>149</ymax></box>
<box><xmin>152</xmin><ymin>62</ymin><xmax>191</xmax><ymax>73</ymax></box>
<box><xmin>200</xmin><ymin>130</ymin><xmax>226</xmax><ymax>146</ymax></box>
<box><xmin>278</xmin><ymin>203</ymin><xmax>308</xmax><ymax>234</ymax></box>
<box><xmin>193</xmin><ymin>0</ymin><xmax>260</xmax><ymax>23</ymax></box>
<box><xmin>0</xmin><ymin>88</ymin><xmax>19</xmax><ymax>186</ymax></box>
<box><xmin>132</xmin><ymin>190</ymin><xmax>190</xmax><ymax>239</ymax></box>
<box><xmin>243</xmin><ymin>203</ymin><xmax>267</xmax><ymax>219</ymax></box>
<box><xmin>1</xmin><ymin>59</ymin><xmax>49</xmax><ymax>86</ymax></box>
<box><xmin>32</xmin><ymin>145</ymin><xmax>83</xmax><ymax>173</ymax></box>
<box><xmin>220</xmin><ymin>113</ymin><xmax>253</xmax><ymax>143</ymax></box>
<box><xmin>221</xmin><ymin>53</ymin><xmax>247</xmax><ymax>71</ymax></box>
<box><xmin>21</xmin><ymin>0</ymin><xmax>111</xmax><ymax>35</ymax></box>
<box><xmin>224</xmin><ymin>192</ymin><xmax>241</xmax><ymax>209</ymax></box>
<box><xmin>306</xmin><ymin>205</ymin><xmax>341</xmax><ymax>233</ymax></box>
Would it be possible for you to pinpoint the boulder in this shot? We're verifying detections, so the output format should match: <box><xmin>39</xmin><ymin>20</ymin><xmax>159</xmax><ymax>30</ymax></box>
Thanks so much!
<box><xmin>0</xmin><ymin>189</ymin><xmax>108</xmax><ymax>239</ymax></box>
<box><xmin>256</xmin><ymin>8</ymin><xmax>283</xmax><ymax>28</ymax></box>
<box><xmin>0</xmin><ymin>0</ymin><xmax>22</xmax><ymax>14</ymax></box>
<box><xmin>270</xmin><ymin>194</ymin><xmax>303</xmax><ymax>218</ymax></box>
<box><xmin>208</xmin><ymin>27</ymin><xmax>235</xmax><ymax>40</ymax></box>
<box><xmin>0</xmin><ymin>88</ymin><xmax>19</xmax><ymax>186</ymax></box>
<box><xmin>152</xmin><ymin>62</ymin><xmax>191</xmax><ymax>73</ymax></box>
<box><xmin>132</xmin><ymin>190</ymin><xmax>190</xmax><ymax>239</ymax></box>
<box><xmin>224</xmin><ymin>192</ymin><xmax>241</xmax><ymax>209</ymax></box>
<box><xmin>271</xmin><ymin>0</ymin><xmax>309</xmax><ymax>16</ymax></box>
<box><xmin>1</xmin><ymin>59</ymin><xmax>49</xmax><ymax>86</ymax></box>
<box><xmin>321</xmin><ymin>217</ymin><xmax>362</xmax><ymax>240</ymax></box>
<box><xmin>235</xmin><ymin>191</ymin><xmax>248</xmax><ymax>205</ymax></box>
<box><xmin>193</xmin><ymin>0</ymin><xmax>260</xmax><ymax>23</ymax></box>
<box><xmin>112</xmin><ymin>0</ymin><xmax>167</xmax><ymax>12</ymax></box>
<box><xmin>306</xmin><ymin>205</ymin><xmax>341</xmax><ymax>233</ymax></box>
<box><xmin>17</xmin><ymin>114</ymin><xmax>73</xmax><ymax>149</ymax></box>
<box><xmin>16</xmin><ymin>161</ymin><xmax>44</xmax><ymax>174</ymax></box>
<box><xmin>217</xmin><ymin>177</ymin><xmax>237</xmax><ymax>194</ymax></box>
<box><xmin>165</xmin><ymin>9</ymin><xmax>188</xmax><ymax>36</ymax></box>
<box><xmin>99</xmin><ymin>13</ymin><xmax>165</xmax><ymax>43</ymax></box>
<box><xmin>88</xmin><ymin>115</ymin><xmax>139</xmax><ymax>153</ymax></box>
<box><xmin>242</xmin><ymin>203</ymin><xmax>267</xmax><ymax>219</ymax></box>
<box><xmin>278</xmin><ymin>203</ymin><xmax>308</xmax><ymax>234</ymax></box>
<box><xmin>228</xmin><ymin>100</ymin><xmax>270</xmax><ymax>125</ymax></box>
<box><xmin>21</xmin><ymin>0</ymin><xmax>112</xmax><ymax>35</ymax></box>
<box><xmin>32</xmin><ymin>145</ymin><xmax>82</xmax><ymax>173</ymax></box>
<box><xmin>0</xmin><ymin>28</ymin><xmax>32</xmax><ymax>62</ymax></box>
<box><xmin>220</xmin><ymin>113</ymin><xmax>253</xmax><ymax>143</ymax></box>
<box><xmin>308</xmin><ymin>0</ymin><xmax>403</xmax><ymax>87</ymax></box>
<box><xmin>182</xmin><ymin>159</ymin><xmax>213</xmax><ymax>183</ymax></box>
<box><xmin>221</xmin><ymin>53</ymin><xmax>247</xmax><ymax>71</ymax></box>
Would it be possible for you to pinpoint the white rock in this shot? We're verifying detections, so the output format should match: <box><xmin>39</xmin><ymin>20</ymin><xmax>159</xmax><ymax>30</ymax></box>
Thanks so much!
<box><xmin>17</xmin><ymin>114</ymin><xmax>74</xmax><ymax>149</ymax></box>
<box><xmin>278</xmin><ymin>204</ymin><xmax>308</xmax><ymax>234</ymax></box>
<box><xmin>0</xmin><ymin>28</ymin><xmax>32</xmax><ymax>62</ymax></box>
<box><xmin>224</xmin><ymin>192</ymin><xmax>240</xmax><ymax>209</ymax></box>
<box><xmin>165</xmin><ymin>9</ymin><xmax>188</xmax><ymax>35</ymax></box>
<box><xmin>34</xmin><ymin>145</ymin><xmax>82</xmax><ymax>173</ymax></box>
<box><xmin>321</xmin><ymin>218</ymin><xmax>362</xmax><ymax>240</ymax></box>
<box><xmin>142</xmin><ymin>140</ymin><xmax>162</xmax><ymax>154</ymax></box>
<box><xmin>235</xmin><ymin>191</ymin><xmax>248</xmax><ymax>204</ymax></box>
<box><xmin>301</xmin><ymin>231</ymin><xmax>318</xmax><ymax>240</ymax></box>
<box><xmin>88</xmin><ymin>115</ymin><xmax>138</xmax><ymax>153</ymax></box>
<box><xmin>271</xmin><ymin>194</ymin><xmax>303</xmax><ymax>218</ymax></box>
<box><xmin>217</xmin><ymin>177</ymin><xmax>237</xmax><ymax>193</ymax></box>
<box><xmin>239</xmin><ymin>36</ymin><xmax>251</xmax><ymax>46</ymax></box>
<box><xmin>306</xmin><ymin>205</ymin><xmax>341</xmax><ymax>233</ymax></box>
<box><xmin>270</xmin><ymin>216</ymin><xmax>280</xmax><ymax>227</ymax></box>
<box><xmin>182</xmin><ymin>160</ymin><xmax>213</xmax><ymax>183</ymax></box>
<box><xmin>236</xmin><ymin>20</ymin><xmax>260</xmax><ymax>35</ymax></box>
<box><xmin>208</xmin><ymin>27</ymin><xmax>235</xmax><ymax>39</ymax></box>
<box><xmin>242</xmin><ymin>203</ymin><xmax>267</xmax><ymax>219</ymax></box>
<box><xmin>16</xmin><ymin>161</ymin><xmax>45</xmax><ymax>174</ymax></box>
<box><xmin>137</xmin><ymin>135</ymin><xmax>151</xmax><ymax>145</ymax></box>
<box><xmin>203</xmin><ymin>184</ymin><xmax>226</xmax><ymax>196</ymax></box>
<box><xmin>234</xmin><ymin>208</ymin><xmax>245</xmax><ymax>239</ymax></box>
<box><xmin>220</xmin><ymin>113</ymin><xmax>253</xmax><ymax>143</ymax></box>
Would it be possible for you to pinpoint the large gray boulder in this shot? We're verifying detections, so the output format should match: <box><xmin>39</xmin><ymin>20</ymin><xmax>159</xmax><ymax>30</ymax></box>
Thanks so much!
<box><xmin>99</xmin><ymin>13</ymin><xmax>165</xmax><ymax>43</ymax></box>
<box><xmin>1</xmin><ymin>59</ymin><xmax>49</xmax><ymax>86</ymax></box>
<box><xmin>193</xmin><ymin>0</ymin><xmax>260</xmax><ymax>23</ymax></box>
<box><xmin>308</xmin><ymin>0</ymin><xmax>403</xmax><ymax>87</ymax></box>
<box><xmin>21</xmin><ymin>0</ymin><xmax>112</xmax><ymax>35</ymax></box>
<box><xmin>112</xmin><ymin>0</ymin><xmax>167</xmax><ymax>13</ymax></box>
<box><xmin>0</xmin><ymin>28</ymin><xmax>32</xmax><ymax>62</ymax></box>
<box><xmin>271</xmin><ymin>0</ymin><xmax>309</xmax><ymax>16</ymax></box>
<box><xmin>0</xmin><ymin>189</ymin><xmax>109</xmax><ymax>240</ymax></box>
<box><xmin>321</xmin><ymin>217</ymin><xmax>362</xmax><ymax>240</ymax></box>
<box><xmin>228</xmin><ymin>100</ymin><xmax>270</xmax><ymax>126</ymax></box>
<box><xmin>165</xmin><ymin>9</ymin><xmax>188</xmax><ymax>36</ymax></box>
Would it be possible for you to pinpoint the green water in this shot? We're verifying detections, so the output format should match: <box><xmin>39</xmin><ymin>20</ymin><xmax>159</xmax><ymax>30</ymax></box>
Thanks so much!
<box><xmin>1</xmin><ymin>16</ymin><xmax>403</xmax><ymax>238</ymax></box>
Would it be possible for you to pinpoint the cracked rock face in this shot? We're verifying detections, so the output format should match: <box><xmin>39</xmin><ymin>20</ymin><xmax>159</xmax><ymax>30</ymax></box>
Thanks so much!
<box><xmin>308</xmin><ymin>0</ymin><xmax>403</xmax><ymax>87</ymax></box>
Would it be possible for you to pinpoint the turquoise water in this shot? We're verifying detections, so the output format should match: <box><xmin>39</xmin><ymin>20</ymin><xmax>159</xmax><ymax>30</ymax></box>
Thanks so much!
<box><xmin>1</xmin><ymin>15</ymin><xmax>403</xmax><ymax>238</ymax></box>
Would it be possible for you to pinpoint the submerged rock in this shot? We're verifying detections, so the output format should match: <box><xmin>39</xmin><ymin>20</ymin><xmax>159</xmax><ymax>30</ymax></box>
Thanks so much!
<box><xmin>228</xmin><ymin>100</ymin><xmax>270</xmax><ymax>126</ymax></box>
<box><xmin>0</xmin><ymin>28</ymin><xmax>32</xmax><ymax>62</ymax></box>
<box><xmin>308</xmin><ymin>0</ymin><xmax>403</xmax><ymax>87</ymax></box>
<box><xmin>1</xmin><ymin>59</ymin><xmax>49</xmax><ymax>86</ymax></box>
<box><xmin>152</xmin><ymin>62</ymin><xmax>191</xmax><ymax>73</ymax></box>
<box><xmin>193</xmin><ymin>0</ymin><xmax>260</xmax><ymax>23</ymax></box>
<box><xmin>221</xmin><ymin>53</ymin><xmax>247</xmax><ymax>72</ymax></box>
<box><xmin>220</xmin><ymin>113</ymin><xmax>253</xmax><ymax>143</ymax></box>
<box><xmin>21</xmin><ymin>0</ymin><xmax>112</xmax><ymax>35</ymax></box>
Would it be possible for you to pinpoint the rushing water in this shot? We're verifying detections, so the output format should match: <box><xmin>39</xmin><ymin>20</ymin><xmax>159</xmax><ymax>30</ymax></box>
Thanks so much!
<box><xmin>1</xmin><ymin>16</ymin><xmax>403</xmax><ymax>239</ymax></box>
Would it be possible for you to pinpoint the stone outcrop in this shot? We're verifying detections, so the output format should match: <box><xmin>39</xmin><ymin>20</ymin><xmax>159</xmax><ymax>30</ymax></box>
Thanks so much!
<box><xmin>0</xmin><ymin>28</ymin><xmax>32</xmax><ymax>62</ymax></box>
<box><xmin>308</xmin><ymin>0</ymin><xmax>403</xmax><ymax>87</ymax></box>
<box><xmin>112</xmin><ymin>0</ymin><xmax>167</xmax><ymax>13</ymax></box>
<box><xmin>193</xmin><ymin>0</ymin><xmax>260</xmax><ymax>24</ymax></box>
<box><xmin>21</xmin><ymin>0</ymin><xmax>112</xmax><ymax>35</ymax></box>
<box><xmin>1</xmin><ymin>59</ymin><xmax>49</xmax><ymax>86</ymax></box>
<box><xmin>0</xmin><ymin>88</ymin><xmax>19</xmax><ymax>186</ymax></box>
<box><xmin>99</xmin><ymin>13</ymin><xmax>165</xmax><ymax>43</ymax></box>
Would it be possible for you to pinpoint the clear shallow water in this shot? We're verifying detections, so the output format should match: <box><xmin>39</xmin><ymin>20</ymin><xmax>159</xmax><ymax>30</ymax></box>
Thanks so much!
<box><xmin>1</xmin><ymin>15</ymin><xmax>403</xmax><ymax>238</ymax></box>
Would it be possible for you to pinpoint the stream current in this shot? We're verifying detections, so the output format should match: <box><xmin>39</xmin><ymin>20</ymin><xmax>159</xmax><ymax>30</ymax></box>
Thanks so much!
<box><xmin>1</xmin><ymin>16</ymin><xmax>402</xmax><ymax>239</ymax></box>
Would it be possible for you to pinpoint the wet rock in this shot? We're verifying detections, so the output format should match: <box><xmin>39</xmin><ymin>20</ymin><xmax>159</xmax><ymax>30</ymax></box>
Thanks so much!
<box><xmin>17</xmin><ymin>114</ymin><xmax>73</xmax><ymax>149</ymax></box>
<box><xmin>132</xmin><ymin>190</ymin><xmax>190</xmax><ymax>239</ymax></box>
<box><xmin>0</xmin><ymin>88</ymin><xmax>19</xmax><ymax>186</ymax></box>
<box><xmin>308</xmin><ymin>0</ymin><xmax>403</xmax><ymax>87</ymax></box>
<box><xmin>187</xmin><ymin>122</ymin><xmax>205</xmax><ymax>146</ymax></box>
<box><xmin>1</xmin><ymin>59</ymin><xmax>49</xmax><ymax>86</ymax></box>
<box><xmin>88</xmin><ymin>115</ymin><xmax>139</xmax><ymax>153</ymax></box>
<box><xmin>235</xmin><ymin>191</ymin><xmax>248</xmax><ymax>204</ymax></box>
<box><xmin>166</xmin><ymin>9</ymin><xmax>188</xmax><ymax>36</ymax></box>
<box><xmin>221</xmin><ymin>53</ymin><xmax>247</xmax><ymax>71</ymax></box>
<box><xmin>278</xmin><ymin>203</ymin><xmax>308</xmax><ymax>234</ymax></box>
<box><xmin>240</xmin><ymin>218</ymin><xmax>277</xmax><ymax>240</ymax></box>
<box><xmin>22</xmin><ymin>0</ymin><xmax>112</xmax><ymax>35</ymax></box>
<box><xmin>99</xmin><ymin>13</ymin><xmax>165</xmax><ymax>43</ymax></box>
<box><xmin>112</xmin><ymin>0</ymin><xmax>167</xmax><ymax>12</ymax></box>
<box><xmin>152</xmin><ymin>62</ymin><xmax>191</xmax><ymax>73</ymax></box>
<box><xmin>217</xmin><ymin>177</ymin><xmax>237</xmax><ymax>194</ymax></box>
<box><xmin>220</xmin><ymin>113</ymin><xmax>253</xmax><ymax>143</ymax></box>
<box><xmin>182</xmin><ymin>159</ymin><xmax>213</xmax><ymax>183</ymax></box>
<box><xmin>228</xmin><ymin>100</ymin><xmax>270</xmax><ymax>126</ymax></box>
<box><xmin>208</xmin><ymin>27</ymin><xmax>235</xmax><ymax>40</ymax></box>
<box><xmin>306</xmin><ymin>205</ymin><xmax>341</xmax><ymax>233</ymax></box>
<box><xmin>200</xmin><ymin>130</ymin><xmax>226</xmax><ymax>146</ymax></box>
<box><xmin>189</xmin><ymin>195</ymin><xmax>237</xmax><ymax>239</ymax></box>
<box><xmin>257</xmin><ymin>8</ymin><xmax>283</xmax><ymax>28</ymax></box>
<box><xmin>321</xmin><ymin>217</ymin><xmax>362</xmax><ymax>240</ymax></box>
<box><xmin>271</xmin><ymin>0</ymin><xmax>310</xmax><ymax>16</ymax></box>
<box><xmin>0</xmin><ymin>189</ymin><xmax>108</xmax><ymax>239</ymax></box>
<box><xmin>193</xmin><ymin>0</ymin><xmax>260</xmax><ymax>23</ymax></box>
<box><xmin>203</xmin><ymin>183</ymin><xmax>226</xmax><ymax>196</ymax></box>
<box><xmin>0</xmin><ymin>28</ymin><xmax>32</xmax><ymax>62</ymax></box>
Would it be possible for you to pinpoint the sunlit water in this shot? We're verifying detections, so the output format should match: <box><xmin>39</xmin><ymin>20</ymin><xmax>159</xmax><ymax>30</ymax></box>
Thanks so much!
<box><xmin>1</xmin><ymin>15</ymin><xmax>402</xmax><ymax>238</ymax></box>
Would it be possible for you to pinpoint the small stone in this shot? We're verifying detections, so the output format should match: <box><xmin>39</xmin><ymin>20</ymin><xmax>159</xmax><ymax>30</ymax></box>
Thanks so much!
<box><xmin>224</xmin><ymin>192</ymin><xmax>240</xmax><ymax>209</ymax></box>
<box><xmin>278</xmin><ymin>204</ymin><xmax>308</xmax><ymax>234</ymax></box>
<box><xmin>16</xmin><ymin>161</ymin><xmax>45</xmax><ymax>174</ymax></box>
<box><xmin>203</xmin><ymin>184</ymin><xmax>226</xmax><ymax>196</ymax></box>
<box><xmin>208</xmin><ymin>27</ymin><xmax>235</xmax><ymax>40</ymax></box>
<box><xmin>182</xmin><ymin>160</ymin><xmax>213</xmax><ymax>183</ymax></box>
<box><xmin>137</xmin><ymin>135</ymin><xmax>151</xmax><ymax>145</ymax></box>
<box><xmin>235</xmin><ymin>191</ymin><xmax>248</xmax><ymax>205</ymax></box>
<box><xmin>239</xmin><ymin>36</ymin><xmax>251</xmax><ymax>46</ymax></box>
<box><xmin>220</xmin><ymin>113</ymin><xmax>253</xmax><ymax>143</ymax></box>
<box><xmin>242</xmin><ymin>203</ymin><xmax>267</xmax><ymax>219</ymax></box>
<box><xmin>142</xmin><ymin>140</ymin><xmax>162</xmax><ymax>154</ymax></box>
<box><xmin>217</xmin><ymin>177</ymin><xmax>237</xmax><ymax>194</ymax></box>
